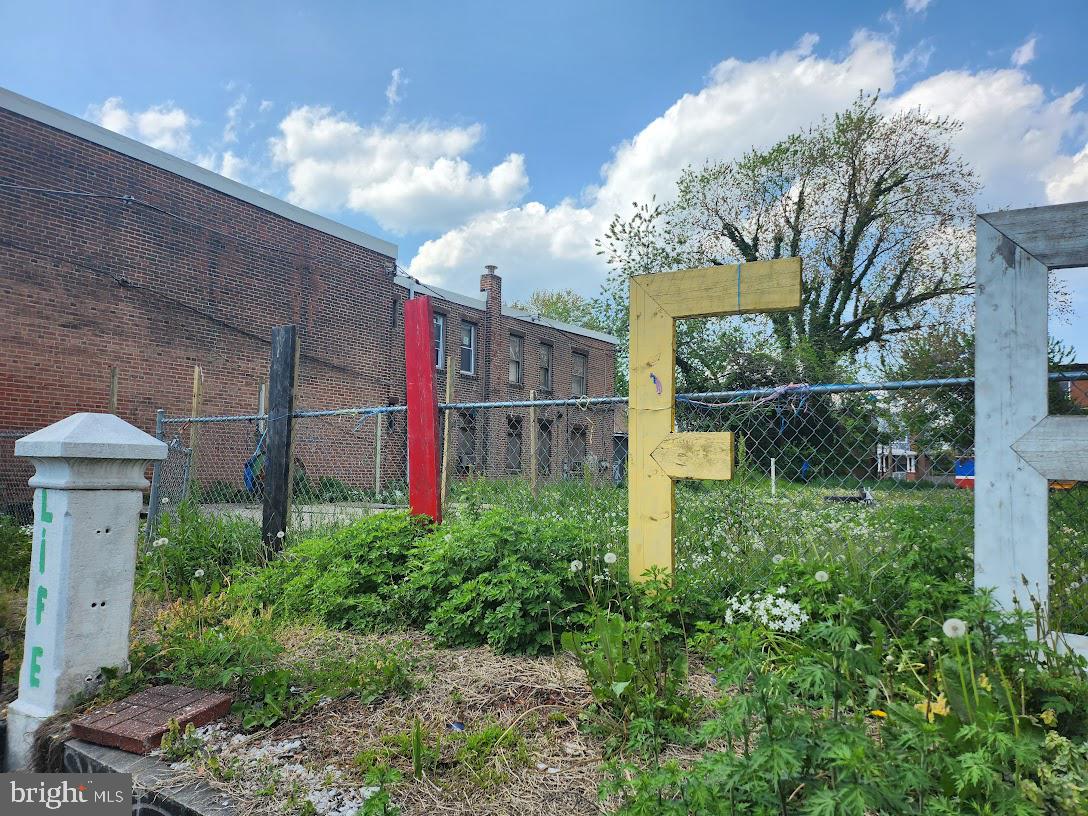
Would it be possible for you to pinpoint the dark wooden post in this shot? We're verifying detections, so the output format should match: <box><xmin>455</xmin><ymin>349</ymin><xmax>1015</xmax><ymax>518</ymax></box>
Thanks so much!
<box><xmin>263</xmin><ymin>325</ymin><xmax>299</xmax><ymax>547</ymax></box>
<box><xmin>404</xmin><ymin>296</ymin><xmax>441</xmax><ymax>523</ymax></box>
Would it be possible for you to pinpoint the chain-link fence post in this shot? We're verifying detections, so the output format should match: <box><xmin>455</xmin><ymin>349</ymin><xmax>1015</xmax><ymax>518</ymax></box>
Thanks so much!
<box><xmin>145</xmin><ymin>407</ymin><xmax>165</xmax><ymax>541</ymax></box>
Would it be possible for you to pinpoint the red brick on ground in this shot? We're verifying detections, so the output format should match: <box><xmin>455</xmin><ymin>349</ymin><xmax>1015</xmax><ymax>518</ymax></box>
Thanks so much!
<box><xmin>71</xmin><ymin>685</ymin><xmax>232</xmax><ymax>754</ymax></box>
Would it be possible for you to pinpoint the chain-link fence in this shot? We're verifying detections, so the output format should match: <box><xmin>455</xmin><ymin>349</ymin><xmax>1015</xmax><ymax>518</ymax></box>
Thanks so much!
<box><xmin>147</xmin><ymin>373</ymin><xmax>1086</xmax><ymax>632</ymax></box>
<box><xmin>0</xmin><ymin>429</ymin><xmax>36</xmax><ymax>525</ymax></box>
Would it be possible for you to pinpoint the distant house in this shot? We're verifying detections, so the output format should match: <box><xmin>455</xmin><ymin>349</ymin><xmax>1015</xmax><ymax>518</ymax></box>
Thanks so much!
<box><xmin>1056</xmin><ymin>363</ymin><xmax>1088</xmax><ymax>409</ymax></box>
<box><xmin>876</xmin><ymin>438</ymin><xmax>932</xmax><ymax>482</ymax></box>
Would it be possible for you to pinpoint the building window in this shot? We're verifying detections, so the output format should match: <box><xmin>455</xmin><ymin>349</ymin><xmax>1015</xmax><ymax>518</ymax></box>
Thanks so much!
<box><xmin>509</xmin><ymin>335</ymin><xmax>523</xmax><ymax>385</ymax></box>
<box><xmin>572</xmin><ymin>352</ymin><xmax>588</xmax><ymax>396</ymax></box>
<box><xmin>539</xmin><ymin>344</ymin><xmax>553</xmax><ymax>391</ymax></box>
<box><xmin>505</xmin><ymin>415</ymin><xmax>523</xmax><ymax>473</ymax></box>
<box><xmin>434</xmin><ymin>313</ymin><xmax>445</xmax><ymax>369</ymax></box>
<box><xmin>460</xmin><ymin>322</ymin><xmax>477</xmax><ymax>375</ymax></box>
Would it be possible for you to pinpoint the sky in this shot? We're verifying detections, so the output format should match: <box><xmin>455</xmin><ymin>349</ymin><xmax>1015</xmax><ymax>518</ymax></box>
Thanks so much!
<box><xmin>2</xmin><ymin>0</ymin><xmax>1086</xmax><ymax>356</ymax></box>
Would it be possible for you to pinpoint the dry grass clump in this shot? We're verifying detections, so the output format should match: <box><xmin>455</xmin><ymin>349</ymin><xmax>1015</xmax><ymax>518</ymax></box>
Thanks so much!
<box><xmin>172</xmin><ymin>627</ymin><xmax>616</xmax><ymax>816</ymax></box>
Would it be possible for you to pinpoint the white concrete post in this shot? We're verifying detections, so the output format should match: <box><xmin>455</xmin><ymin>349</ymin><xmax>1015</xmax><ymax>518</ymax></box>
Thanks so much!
<box><xmin>5</xmin><ymin>413</ymin><xmax>166</xmax><ymax>771</ymax></box>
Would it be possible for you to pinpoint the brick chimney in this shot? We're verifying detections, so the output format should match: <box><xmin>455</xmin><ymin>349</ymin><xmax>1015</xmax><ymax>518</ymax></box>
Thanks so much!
<box><xmin>478</xmin><ymin>265</ymin><xmax>502</xmax><ymax>456</ymax></box>
<box><xmin>480</xmin><ymin>264</ymin><xmax>502</xmax><ymax>315</ymax></box>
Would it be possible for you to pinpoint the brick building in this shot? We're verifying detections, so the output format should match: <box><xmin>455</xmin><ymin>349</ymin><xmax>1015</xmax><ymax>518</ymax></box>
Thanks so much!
<box><xmin>401</xmin><ymin>268</ymin><xmax>619</xmax><ymax>481</ymax></box>
<box><xmin>0</xmin><ymin>87</ymin><xmax>617</xmax><ymax>511</ymax></box>
<box><xmin>1060</xmin><ymin>364</ymin><xmax>1088</xmax><ymax>409</ymax></box>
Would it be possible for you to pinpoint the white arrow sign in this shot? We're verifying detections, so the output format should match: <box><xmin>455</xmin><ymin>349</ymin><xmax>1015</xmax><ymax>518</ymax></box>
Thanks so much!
<box><xmin>1012</xmin><ymin>415</ymin><xmax>1088</xmax><ymax>481</ymax></box>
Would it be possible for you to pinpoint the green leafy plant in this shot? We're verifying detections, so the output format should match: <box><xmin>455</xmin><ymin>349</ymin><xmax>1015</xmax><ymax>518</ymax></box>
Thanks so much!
<box><xmin>0</xmin><ymin>514</ymin><xmax>31</xmax><ymax>587</ymax></box>
<box><xmin>159</xmin><ymin>719</ymin><xmax>205</xmax><ymax>762</ymax></box>
<box><xmin>232</xmin><ymin>512</ymin><xmax>429</xmax><ymax>631</ymax></box>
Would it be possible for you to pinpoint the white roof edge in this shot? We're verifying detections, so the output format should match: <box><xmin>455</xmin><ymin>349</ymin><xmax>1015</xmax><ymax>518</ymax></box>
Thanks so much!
<box><xmin>393</xmin><ymin>275</ymin><xmax>619</xmax><ymax>344</ymax></box>
<box><xmin>0</xmin><ymin>86</ymin><xmax>397</xmax><ymax>259</ymax></box>
<box><xmin>501</xmin><ymin>306</ymin><xmax>620</xmax><ymax>345</ymax></box>
<box><xmin>394</xmin><ymin>275</ymin><xmax>486</xmax><ymax>310</ymax></box>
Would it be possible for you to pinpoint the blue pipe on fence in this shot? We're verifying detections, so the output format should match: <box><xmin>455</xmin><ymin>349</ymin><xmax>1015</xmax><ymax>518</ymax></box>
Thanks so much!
<box><xmin>158</xmin><ymin>370</ymin><xmax>1088</xmax><ymax>424</ymax></box>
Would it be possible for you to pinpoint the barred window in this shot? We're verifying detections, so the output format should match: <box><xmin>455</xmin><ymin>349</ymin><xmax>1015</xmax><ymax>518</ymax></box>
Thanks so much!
<box><xmin>505</xmin><ymin>415</ymin><xmax>523</xmax><ymax>473</ymax></box>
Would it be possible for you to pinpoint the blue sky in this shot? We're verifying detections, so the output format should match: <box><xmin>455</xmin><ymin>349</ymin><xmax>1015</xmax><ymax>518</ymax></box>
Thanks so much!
<box><xmin>2</xmin><ymin>0</ymin><xmax>1086</xmax><ymax>355</ymax></box>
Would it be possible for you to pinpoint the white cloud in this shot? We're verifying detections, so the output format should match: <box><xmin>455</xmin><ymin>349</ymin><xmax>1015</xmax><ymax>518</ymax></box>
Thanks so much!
<box><xmin>409</xmin><ymin>32</ymin><xmax>897</xmax><ymax>297</ymax></box>
<box><xmin>87</xmin><ymin>97</ymin><xmax>196</xmax><ymax>155</ymax></box>
<box><xmin>408</xmin><ymin>33</ymin><xmax>1088</xmax><ymax>301</ymax></box>
<box><xmin>904</xmin><ymin>0</ymin><xmax>932</xmax><ymax>13</ymax></box>
<box><xmin>892</xmin><ymin>68</ymin><xmax>1083</xmax><ymax>207</ymax></box>
<box><xmin>386</xmin><ymin>68</ymin><xmax>405</xmax><ymax>106</ymax></box>
<box><xmin>223</xmin><ymin>94</ymin><xmax>246</xmax><ymax>143</ymax></box>
<box><xmin>217</xmin><ymin>151</ymin><xmax>248</xmax><ymax>182</ymax></box>
<box><xmin>1045</xmin><ymin>142</ymin><xmax>1088</xmax><ymax>204</ymax></box>
<box><xmin>1012</xmin><ymin>36</ymin><xmax>1037</xmax><ymax>68</ymax></box>
<box><xmin>259</xmin><ymin>99</ymin><xmax>274</xmax><ymax>113</ymax></box>
<box><xmin>269</xmin><ymin>105</ymin><xmax>529</xmax><ymax>233</ymax></box>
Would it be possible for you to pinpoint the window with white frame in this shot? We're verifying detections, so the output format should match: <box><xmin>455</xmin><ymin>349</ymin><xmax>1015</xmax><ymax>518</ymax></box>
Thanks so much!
<box><xmin>572</xmin><ymin>352</ymin><xmax>587</xmax><ymax>396</ymax></box>
<box><xmin>433</xmin><ymin>313</ymin><xmax>445</xmax><ymax>369</ymax></box>
<box><xmin>460</xmin><ymin>321</ymin><xmax>477</xmax><ymax>375</ymax></box>
<box><xmin>539</xmin><ymin>344</ymin><xmax>553</xmax><ymax>391</ymax></box>
<box><xmin>509</xmin><ymin>334</ymin><xmax>523</xmax><ymax>385</ymax></box>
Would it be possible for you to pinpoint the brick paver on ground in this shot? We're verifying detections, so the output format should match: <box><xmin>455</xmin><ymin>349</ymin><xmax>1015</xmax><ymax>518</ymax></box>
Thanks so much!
<box><xmin>71</xmin><ymin>685</ymin><xmax>232</xmax><ymax>754</ymax></box>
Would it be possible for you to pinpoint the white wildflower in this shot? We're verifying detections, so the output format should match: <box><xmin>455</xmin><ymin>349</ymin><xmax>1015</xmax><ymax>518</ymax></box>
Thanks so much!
<box><xmin>276</xmin><ymin>530</ymin><xmax>285</xmax><ymax>540</ymax></box>
<box><xmin>153</xmin><ymin>537</ymin><xmax>168</xmax><ymax>548</ymax></box>
<box><xmin>942</xmin><ymin>618</ymin><xmax>967</xmax><ymax>639</ymax></box>
<box><xmin>194</xmin><ymin>569</ymin><xmax>205</xmax><ymax>579</ymax></box>
<box><xmin>603</xmin><ymin>552</ymin><xmax>618</xmax><ymax>565</ymax></box>
<box><xmin>160</xmin><ymin>497</ymin><xmax>170</xmax><ymax>505</ymax></box>
<box><xmin>570</xmin><ymin>560</ymin><xmax>583</xmax><ymax>573</ymax></box>
<box><xmin>772</xmin><ymin>554</ymin><xmax>784</xmax><ymax>564</ymax></box>
<box><xmin>814</xmin><ymin>570</ymin><xmax>830</xmax><ymax>583</ymax></box>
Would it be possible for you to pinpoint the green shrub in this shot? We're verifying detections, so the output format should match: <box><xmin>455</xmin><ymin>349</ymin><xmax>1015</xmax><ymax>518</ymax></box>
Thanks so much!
<box><xmin>0</xmin><ymin>514</ymin><xmax>31</xmax><ymax>586</ymax></box>
<box><xmin>397</xmin><ymin>508</ymin><xmax>611</xmax><ymax>654</ymax></box>
<box><xmin>232</xmin><ymin>511</ymin><xmax>429</xmax><ymax>630</ymax></box>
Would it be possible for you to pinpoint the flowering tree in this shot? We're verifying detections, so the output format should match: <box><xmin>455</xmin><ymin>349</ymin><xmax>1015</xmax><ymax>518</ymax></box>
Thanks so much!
<box><xmin>596</xmin><ymin>93</ymin><xmax>980</xmax><ymax>379</ymax></box>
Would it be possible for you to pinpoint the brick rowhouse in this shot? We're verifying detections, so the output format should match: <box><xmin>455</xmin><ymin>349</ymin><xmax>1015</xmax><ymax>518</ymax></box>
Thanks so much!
<box><xmin>0</xmin><ymin>87</ymin><xmax>617</xmax><ymax>510</ymax></box>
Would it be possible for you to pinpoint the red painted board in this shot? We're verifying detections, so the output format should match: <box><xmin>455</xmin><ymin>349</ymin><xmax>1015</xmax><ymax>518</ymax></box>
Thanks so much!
<box><xmin>404</xmin><ymin>296</ymin><xmax>441</xmax><ymax>523</ymax></box>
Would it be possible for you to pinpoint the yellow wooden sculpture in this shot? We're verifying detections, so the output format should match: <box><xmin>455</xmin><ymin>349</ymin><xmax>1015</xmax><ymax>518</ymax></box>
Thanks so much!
<box><xmin>628</xmin><ymin>258</ymin><xmax>802</xmax><ymax>581</ymax></box>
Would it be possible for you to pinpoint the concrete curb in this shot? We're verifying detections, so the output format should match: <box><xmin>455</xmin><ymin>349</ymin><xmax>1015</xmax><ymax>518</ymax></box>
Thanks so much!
<box><xmin>62</xmin><ymin>739</ymin><xmax>234</xmax><ymax>816</ymax></box>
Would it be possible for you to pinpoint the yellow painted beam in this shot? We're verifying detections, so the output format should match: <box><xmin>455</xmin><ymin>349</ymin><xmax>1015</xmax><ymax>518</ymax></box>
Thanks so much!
<box><xmin>638</xmin><ymin>258</ymin><xmax>802</xmax><ymax>319</ymax></box>
<box><xmin>652</xmin><ymin>432</ymin><xmax>734</xmax><ymax>480</ymax></box>
<box><xmin>628</xmin><ymin>276</ymin><xmax>676</xmax><ymax>581</ymax></box>
<box><xmin>627</xmin><ymin>258</ymin><xmax>802</xmax><ymax>583</ymax></box>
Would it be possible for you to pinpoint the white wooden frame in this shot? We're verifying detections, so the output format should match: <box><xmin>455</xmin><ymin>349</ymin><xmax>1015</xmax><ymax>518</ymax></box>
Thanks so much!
<box><xmin>975</xmin><ymin>201</ymin><xmax>1088</xmax><ymax>655</ymax></box>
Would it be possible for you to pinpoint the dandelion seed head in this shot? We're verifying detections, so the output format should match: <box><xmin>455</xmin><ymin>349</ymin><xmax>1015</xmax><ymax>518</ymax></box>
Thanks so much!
<box><xmin>942</xmin><ymin>618</ymin><xmax>967</xmax><ymax>639</ymax></box>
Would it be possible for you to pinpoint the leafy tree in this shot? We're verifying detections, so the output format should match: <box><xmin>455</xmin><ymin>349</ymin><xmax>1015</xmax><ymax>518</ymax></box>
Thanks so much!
<box><xmin>596</xmin><ymin>93</ymin><xmax>980</xmax><ymax>379</ymax></box>
<box><xmin>882</xmin><ymin>327</ymin><xmax>1081</xmax><ymax>456</ymax></box>
<box><xmin>508</xmin><ymin>288</ymin><xmax>606</xmax><ymax>332</ymax></box>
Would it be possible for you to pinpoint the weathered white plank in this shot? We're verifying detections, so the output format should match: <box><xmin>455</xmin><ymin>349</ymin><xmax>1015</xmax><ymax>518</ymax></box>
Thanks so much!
<box><xmin>979</xmin><ymin>201</ymin><xmax>1088</xmax><ymax>270</ymax></box>
<box><xmin>974</xmin><ymin>218</ymin><xmax>1050</xmax><ymax>611</ymax></box>
<box><xmin>1012</xmin><ymin>416</ymin><xmax>1088</xmax><ymax>480</ymax></box>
